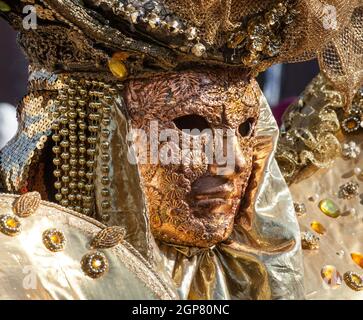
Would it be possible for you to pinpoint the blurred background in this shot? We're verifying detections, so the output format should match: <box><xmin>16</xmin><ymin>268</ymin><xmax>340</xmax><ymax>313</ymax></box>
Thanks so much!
<box><xmin>0</xmin><ymin>18</ymin><xmax>319</xmax><ymax>149</ymax></box>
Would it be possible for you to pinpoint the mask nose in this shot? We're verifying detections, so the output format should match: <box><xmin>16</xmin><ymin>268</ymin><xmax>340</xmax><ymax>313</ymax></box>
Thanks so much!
<box><xmin>209</xmin><ymin>135</ymin><xmax>247</xmax><ymax>177</ymax></box>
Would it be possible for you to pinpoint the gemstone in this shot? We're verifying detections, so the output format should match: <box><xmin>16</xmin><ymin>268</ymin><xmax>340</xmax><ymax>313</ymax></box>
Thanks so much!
<box><xmin>108</xmin><ymin>54</ymin><xmax>128</xmax><ymax>80</ymax></box>
<box><xmin>0</xmin><ymin>1</ymin><xmax>10</xmax><ymax>12</ymax></box>
<box><xmin>321</xmin><ymin>265</ymin><xmax>342</xmax><ymax>289</ymax></box>
<box><xmin>81</xmin><ymin>251</ymin><xmax>109</xmax><ymax>279</ymax></box>
<box><xmin>42</xmin><ymin>229</ymin><xmax>66</xmax><ymax>252</ymax></box>
<box><xmin>351</xmin><ymin>252</ymin><xmax>363</xmax><ymax>269</ymax></box>
<box><xmin>0</xmin><ymin>214</ymin><xmax>21</xmax><ymax>236</ymax></box>
<box><xmin>344</xmin><ymin>271</ymin><xmax>363</xmax><ymax>291</ymax></box>
<box><xmin>342</xmin><ymin>117</ymin><xmax>360</xmax><ymax>133</ymax></box>
<box><xmin>311</xmin><ymin>221</ymin><xmax>326</xmax><ymax>235</ymax></box>
<box><xmin>318</xmin><ymin>199</ymin><xmax>340</xmax><ymax>218</ymax></box>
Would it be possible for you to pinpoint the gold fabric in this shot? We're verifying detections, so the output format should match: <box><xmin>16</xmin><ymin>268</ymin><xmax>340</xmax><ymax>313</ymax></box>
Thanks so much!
<box><xmin>289</xmin><ymin>135</ymin><xmax>363</xmax><ymax>299</ymax></box>
<box><xmin>0</xmin><ymin>193</ymin><xmax>177</xmax><ymax>300</ymax></box>
<box><xmin>154</xmin><ymin>92</ymin><xmax>304</xmax><ymax>300</ymax></box>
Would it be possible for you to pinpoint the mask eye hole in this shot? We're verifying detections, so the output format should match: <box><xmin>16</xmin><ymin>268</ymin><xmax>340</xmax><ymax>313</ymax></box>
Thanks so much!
<box><xmin>173</xmin><ymin>115</ymin><xmax>211</xmax><ymax>135</ymax></box>
<box><xmin>238</xmin><ymin>118</ymin><xmax>254</xmax><ymax>137</ymax></box>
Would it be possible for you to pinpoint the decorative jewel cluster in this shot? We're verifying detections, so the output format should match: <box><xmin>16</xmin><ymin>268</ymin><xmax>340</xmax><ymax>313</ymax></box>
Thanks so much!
<box><xmin>338</xmin><ymin>181</ymin><xmax>360</xmax><ymax>200</ymax></box>
<box><xmin>113</xmin><ymin>0</ymin><xmax>203</xmax><ymax>56</ymax></box>
<box><xmin>0</xmin><ymin>214</ymin><xmax>21</xmax><ymax>236</ymax></box>
<box><xmin>301</xmin><ymin>231</ymin><xmax>320</xmax><ymax>250</ymax></box>
<box><xmin>344</xmin><ymin>271</ymin><xmax>363</xmax><ymax>291</ymax></box>
<box><xmin>81</xmin><ymin>251</ymin><xmax>109</xmax><ymax>279</ymax></box>
<box><xmin>226</xmin><ymin>0</ymin><xmax>298</xmax><ymax>66</ymax></box>
<box><xmin>42</xmin><ymin>228</ymin><xmax>67</xmax><ymax>252</ymax></box>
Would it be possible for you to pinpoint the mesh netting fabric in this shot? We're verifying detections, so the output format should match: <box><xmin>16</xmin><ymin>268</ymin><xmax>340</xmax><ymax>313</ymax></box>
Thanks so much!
<box><xmin>163</xmin><ymin>0</ymin><xmax>362</xmax><ymax>107</ymax></box>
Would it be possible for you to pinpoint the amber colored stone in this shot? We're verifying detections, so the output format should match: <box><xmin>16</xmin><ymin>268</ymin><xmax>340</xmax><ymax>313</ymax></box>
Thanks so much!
<box><xmin>108</xmin><ymin>54</ymin><xmax>128</xmax><ymax>80</ymax></box>
<box><xmin>92</xmin><ymin>258</ymin><xmax>102</xmax><ymax>269</ymax></box>
<box><xmin>351</xmin><ymin>252</ymin><xmax>363</xmax><ymax>269</ymax></box>
<box><xmin>6</xmin><ymin>217</ymin><xmax>19</xmax><ymax>229</ymax></box>
<box><xmin>50</xmin><ymin>234</ymin><xmax>62</xmax><ymax>245</ymax></box>
<box><xmin>347</xmin><ymin>119</ymin><xmax>358</xmax><ymax>129</ymax></box>
<box><xmin>311</xmin><ymin>221</ymin><xmax>326</xmax><ymax>235</ymax></box>
<box><xmin>319</xmin><ymin>199</ymin><xmax>340</xmax><ymax>218</ymax></box>
<box><xmin>321</xmin><ymin>265</ymin><xmax>342</xmax><ymax>288</ymax></box>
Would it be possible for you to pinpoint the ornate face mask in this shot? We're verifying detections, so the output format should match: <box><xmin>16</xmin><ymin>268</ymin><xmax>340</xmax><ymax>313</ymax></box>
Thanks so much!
<box><xmin>124</xmin><ymin>69</ymin><xmax>260</xmax><ymax>247</ymax></box>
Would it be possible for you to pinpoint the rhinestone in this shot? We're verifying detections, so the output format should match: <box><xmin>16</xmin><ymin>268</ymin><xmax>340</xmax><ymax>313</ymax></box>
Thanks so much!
<box><xmin>321</xmin><ymin>265</ymin><xmax>342</xmax><ymax>289</ymax></box>
<box><xmin>311</xmin><ymin>221</ymin><xmax>326</xmax><ymax>235</ymax></box>
<box><xmin>318</xmin><ymin>199</ymin><xmax>340</xmax><ymax>218</ymax></box>
<box><xmin>81</xmin><ymin>251</ymin><xmax>109</xmax><ymax>279</ymax></box>
<box><xmin>301</xmin><ymin>231</ymin><xmax>319</xmax><ymax>250</ymax></box>
<box><xmin>351</xmin><ymin>252</ymin><xmax>363</xmax><ymax>269</ymax></box>
<box><xmin>42</xmin><ymin>229</ymin><xmax>66</xmax><ymax>252</ymax></box>
<box><xmin>0</xmin><ymin>215</ymin><xmax>21</xmax><ymax>236</ymax></box>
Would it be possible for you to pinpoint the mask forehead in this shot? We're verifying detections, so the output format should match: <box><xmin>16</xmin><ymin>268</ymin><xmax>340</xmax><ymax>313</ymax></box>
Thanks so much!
<box><xmin>125</xmin><ymin>69</ymin><xmax>258</xmax><ymax>128</ymax></box>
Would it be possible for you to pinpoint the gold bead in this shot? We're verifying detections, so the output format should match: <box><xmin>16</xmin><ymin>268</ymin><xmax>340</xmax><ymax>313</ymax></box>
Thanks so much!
<box><xmin>69</xmin><ymin>158</ymin><xmax>78</xmax><ymax>166</ymax></box>
<box><xmin>87</xmin><ymin>137</ymin><xmax>97</xmax><ymax>144</ymax></box>
<box><xmin>83</xmin><ymin>196</ymin><xmax>93</xmax><ymax>203</ymax></box>
<box><xmin>101</xmin><ymin>200</ymin><xmax>111</xmax><ymax>209</ymax></box>
<box><xmin>101</xmin><ymin>165</ymin><xmax>110</xmax><ymax>174</ymax></box>
<box><xmin>102</xmin><ymin>118</ymin><xmax>111</xmax><ymax>126</ymax></box>
<box><xmin>101</xmin><ymin>153</ymin><xmax>110</xmax><ymax>162</ymax></box>
<box><xmin>85</xmin><ymin>184</ymin><xmax>94</xmax><ymax>192</ymax></box>
<box><xmin>60</xmin><ymin>199</ymin><xmax>69</xmax><ymax>207</ymax></box>
<box><xmin>79</xmin><ymin>157</ymin><xmax>86</xmax><ymax>166</ymax></box>
<box><xmin>86</xmin><ymin>160</ymin><xmax>95</xmax><ymax>168</ymax></box>
<box><xmin>78</xmin><ymin>169</ymin><xmax>86</xmax><ymax>177</ymax></box>
<box><xmin>69</xmin><ymin>135</ymin><xmax>78</xmax><ymax>143</ymax></box>
<box><xmin>68</xmin><ymin>194</ymin><xmax>76</xmax><ymax>201</ymax></box>
<box><xmin>55</xmin><ymin>193</ymin><xmax>62</xmax><ymax>201</ymax></box>
<box><xmin>69</xmin><ymin>146</ymin><xmax>78</xmax><ymax>154</ymax></box>
<box><xmin>60</xmin><ymin>128</ymin><xmax>69</xmax><ymax>136</ymax></box>
<box><xmin>101</xmin><ymin>177</ymin><xmax>110</xmax><ymax>185</ymax></box>
<box><xmin>53</xmin><ymin>169</ymin><xmax>62</xmax><ymax>178</ymax></box>
<box><xmin>78</xmin><ymin>134</ymin><xmax>87</xmax><ymax>142</ymax></box>
<box><xmin>52</xmin><ymin>134</ymin><xmax>61</xmax><ymax>142</ymax></box>
<box><xmin>101</xmin><ymin>142</ymin><xmax>110</xmax><ymax>150</ymax></box>
<box><xmin>78</xmin><ymin>182</ymin><xmax>85</xmax><ymax>189</ymax></box>
<box><xmin>61</xmin><ymin>164</ymin><xmax>70</xmax><ymax>172</ymax></box>
<box><xmin>101</xmin><ymin>188</ymin><xmax>110</xmax><ymax>197</ymax></box>
<box><xmin>61</xmin><ymin>176</ymin><xmax>70</xmax><ymax>183</ymax></box>
<box><xmin>87</xmin><ymin>148</ymin><xmax>96</xmax><ymax>157</ymax></box>
<box><xmin>69</xmin><ymin>170</ymin><xmax>77</xmax><ymax>178</ymax></box>
<box><xmin>54</xmin><ymin>181</ymin><xmax>62</xmax><ymax>189</ymax></box>
<box><xmin>86</xmin><ymin>172</ymin><xmax>94</xmax><ymax>180</ymax></box>
<box><xmin>76</xmin><ymin>194</ymin><xmax>83</xmax><ymax>201</ymax></box>
<box><xmin>69</xmin><ymin>182</ymin><xmax>77</xmax><ymax>189</ymax></box>
<box><xmin>78</xmin><ymin>122</ymin><xmax>87</xmax><ymax>130</ymax></box>
<box><xmin>52</xmin><ymin>146</ymin><xmax>61</xmax><ymax>154</ymax></box>
<box><xmin>61</xmin><ymin>187</ymin><xmax>69</xmax><ymax>195</ymax></box>
<box><xmin>79</xmin><ymin>146</ymin><xmax>87</xmax><ymax>154</ymax></box>
<box><xmin>69</xmin><ymin>122</ymin><xmax>77</xmax><ymax>130</ymax></box>
<box><xmin>53</xmin><ymin>158</ymin><xmax>61</xmax><ymax>166</ymax></box>
<box><xmin>60</xmin><ymin>140</ymin><xmax>70</xmax><ymax>148</ymax></box>
<box><xmin>61</xmin><ymin>152</ymin><xmax>70</xmax><ymax>160</ymax></box>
